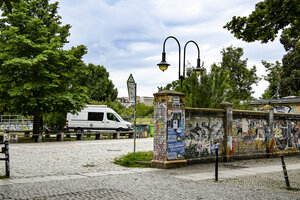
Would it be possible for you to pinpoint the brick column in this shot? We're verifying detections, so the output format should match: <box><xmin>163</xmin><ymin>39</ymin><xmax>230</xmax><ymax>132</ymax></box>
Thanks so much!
<box><xmin>152</xmin><ymin>90</ymin><xmax>187</xmax><ymax>169</ymax></box>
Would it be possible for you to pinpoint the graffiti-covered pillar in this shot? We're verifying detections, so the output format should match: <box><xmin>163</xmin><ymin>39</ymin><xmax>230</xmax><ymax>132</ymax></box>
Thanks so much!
<box><xmin>220</xmin><ymin>102</ymin><xmax>233</xmax><ymax>162</ymax></box>
<box><xmin>152</xmin><ymin>90</ymin><xmax>187</xmax><ymax>169</ymax></box>
<box><xmin>262</xmin><ymin>105</ymin><xmax>274</xmax><ymax>157</ymax></box>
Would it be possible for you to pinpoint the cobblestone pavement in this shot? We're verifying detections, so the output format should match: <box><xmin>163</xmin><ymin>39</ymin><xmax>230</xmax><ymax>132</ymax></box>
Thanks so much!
<box><xmin>1</xmin><ymin>138</ymin><xmax>300</xmax><ymax>199</ymax></box>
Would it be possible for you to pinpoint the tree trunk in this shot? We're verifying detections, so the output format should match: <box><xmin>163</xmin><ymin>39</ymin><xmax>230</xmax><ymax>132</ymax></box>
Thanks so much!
<box><xmin>33</xmin><ymin>110</ymin><xmax>41</xmax><ymax>142</ymax></box>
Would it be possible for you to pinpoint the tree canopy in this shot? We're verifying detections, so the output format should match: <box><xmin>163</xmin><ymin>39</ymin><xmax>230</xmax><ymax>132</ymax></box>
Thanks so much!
<box><xmin>0</xmin><ymin>0</ymin><xmax>88</xmax><ymax>135</ymax></box>
<box><xmin>0</xmin><ymin>0</ymin><xmax>19</xmax><ymax>12</ymax></box>
<box><xmin>261</xmin><ymin>60</ymin><xmax>282</xmax><ymax>99</ymax></box>
<box><xmin>224</xmin><ymin>0</ymin><xmax>300</xmax><ymax>98</ymax></box>
<box><xmin>77</xmin><ymin>63</ymin><xmax>118</xmax><ymax>102</ymax></box>
<box><xmin>224</xmin><ymin>0</ymin><xmax>299</xmax><ymax>44</ymax></box>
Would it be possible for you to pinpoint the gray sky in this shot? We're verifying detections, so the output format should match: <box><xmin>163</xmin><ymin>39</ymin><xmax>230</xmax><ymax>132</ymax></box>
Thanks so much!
<box><xmin>56</xmin><ymin>0</ymin><xmax>285</xmax><ymax>98</ymax></box>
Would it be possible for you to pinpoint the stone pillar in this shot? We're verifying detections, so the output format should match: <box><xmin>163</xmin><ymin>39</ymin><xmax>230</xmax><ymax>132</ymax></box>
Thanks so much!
<box><xmin>76</xmin><ymin>133</ymin><xmax>84</xmax><ymax>140</ymax></box>
<box><xmin>95</xmin><ymin>133</ymin><xmax>102</xmax><ymax>140</ymax></box>
<box><xmin>113</xmin><ymin>132</ymin><xmax>120</xmax><ymax>139</ymax></box>
<box><xmin>151</xmin><ymin>90</ymin><xmax>187</xmax><ymax>169</ymax></box>
<box><xmin>220</xmin><ymin>102</ymin><xmax>233</xmax><ymax>162</ymax></box>
<box><xmin>262</xmin><ymin>105</ymin><xmax>274</xmax><ymax>157</ymax></box>
<box><xmin>56</xmin><ymin>132</ymin><xmax>64</xmax><ymax>141</ymax></box>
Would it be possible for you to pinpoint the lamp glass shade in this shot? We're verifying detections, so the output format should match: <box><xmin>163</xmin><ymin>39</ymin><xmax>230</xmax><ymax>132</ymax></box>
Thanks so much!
<box><xmin>194</xmin><ymin>67</ymin><xmax>201</xmax><ymax>76</ymax></box>
<box><xmin>157</xmin><ymin>61</ymin><xmax>170</xmax><ymax>72</ymax></box>
<box><xmin>159</xmin><ymin>64</ymin><xmax>168</xmax><ymax>72</ymax></box>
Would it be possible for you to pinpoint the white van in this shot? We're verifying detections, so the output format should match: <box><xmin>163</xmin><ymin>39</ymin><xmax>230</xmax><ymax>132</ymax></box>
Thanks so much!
<box><xmin>66</xmin><ymin>105</ymin><xmax>133</xmax><ymax>132</ymax></box>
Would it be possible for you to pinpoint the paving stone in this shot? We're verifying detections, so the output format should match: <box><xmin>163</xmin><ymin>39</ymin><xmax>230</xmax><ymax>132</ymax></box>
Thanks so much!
<box><xmin>0</xmin><ymin>138</ymin><xmax>300</xmax><ymax>199</ymax></box>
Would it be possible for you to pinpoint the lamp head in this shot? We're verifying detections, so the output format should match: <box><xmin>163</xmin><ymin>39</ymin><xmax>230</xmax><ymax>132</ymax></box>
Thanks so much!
<box><xmin>194</xmin><ymin>58</ymin><xmax>202</xmax><ymax>76</ymax></box>
<box><xmin>157</xmin><ymin>61</ymin><xmax>170</xmax><ymax>72</ymax></box>
<box><xmin>157</xmin><ymin>52</ymin><xmax>170</xmax><ymax>72</ymax></box>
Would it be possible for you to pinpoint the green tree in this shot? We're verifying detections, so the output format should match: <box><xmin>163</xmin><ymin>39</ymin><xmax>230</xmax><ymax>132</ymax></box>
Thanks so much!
<box><xmin>261</xmin><ymin>61</ymin><xmax>282</xmax><ymax>99</ymax></box>
<box><xmin>279</xmin><ymin>39</ymin><xmax>300</xmax><ymax>96</ymax></box>
<box><xmin>0</xmin><ymin>0</ymin><xmax>88</xmax><ymax>136</ymax></box>
<box><xmin>219</xmin><ymin>46</ymin><xmax>260</xmax><ymax>106</ymax></box>
<box><xmin>224</xmin><ymin>0</ymin><xmax>300</xmax><ymax>98</ymax></box>
<box><xmin>78</xmin><ymin>63</ymin><xmax>118</xmax><ymax>102</ymax></box>
<box><xmin>224</xmin><ymin>0</ymin><xmax>299</xmax><ymax>43</ymax></box>
<box><xmin>136</xmin><ymin>102</ymin><xmax>153</xmax><ymax>116</ymax></box>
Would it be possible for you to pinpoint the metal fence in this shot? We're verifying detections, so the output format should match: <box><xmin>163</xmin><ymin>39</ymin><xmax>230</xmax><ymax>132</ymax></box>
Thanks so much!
<box><xmin>0</xmin><ymin>115</ymin><xmax>33</xmax><ymax>131</ymax></box>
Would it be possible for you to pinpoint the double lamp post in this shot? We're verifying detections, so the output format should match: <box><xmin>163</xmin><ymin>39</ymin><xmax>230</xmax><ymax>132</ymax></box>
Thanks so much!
<box><xmin>157</xmin><ymin>36</ymin><xmax>202</xmax><ymax>88</ymax></box>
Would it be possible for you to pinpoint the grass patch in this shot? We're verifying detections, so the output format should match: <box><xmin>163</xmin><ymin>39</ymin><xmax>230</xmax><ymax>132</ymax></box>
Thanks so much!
<box><xmin>0</xmin><ymin>175</ymin><xmax>9</xmax><ymax>179</ymax></box>
<box><xmin>114</xmin><ymin>151</ymin><xmax>153</xmax><ymax>168</ymax></box>
<box><xmin>16</xmin><ymin>136</ymin><xmax>96</xmax><ymax>143</ymax></box>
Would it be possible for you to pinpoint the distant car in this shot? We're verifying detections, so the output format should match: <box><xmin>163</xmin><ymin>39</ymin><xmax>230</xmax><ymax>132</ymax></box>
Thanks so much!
<box><xmin>66</xmin><ymin>105</ymin><xmax>133</xmax><ymax>133</ymax></box>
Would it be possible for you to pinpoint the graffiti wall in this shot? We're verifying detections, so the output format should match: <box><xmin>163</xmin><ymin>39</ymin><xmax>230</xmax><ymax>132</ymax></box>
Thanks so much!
<box><xmin>273</xmin><ymin>119</ymin><xmax>300</xmax><ymax>152</ymax></box>
<box><xmin>228</xmin><ymin>118</ymin><xmax>268</xmax><ymax>157</ymax></box>
<box><xmin>185</xmin><ymin>112</ymin><xmax>224</xmax><ymax>158</ymax></box>
<box><xmin>183</xmin><ymin>108</ymin><xmax>300</xmax><ymax>161</ymax></box>
<box><xmin>153</xmin><ymin>96</ymin><xmax>300</xmax><ymax>162</ymax></box>
<box><xmin>227</xmin><ymin>115</ymin><xmax>300</xmax><ymax>158</ymax></box>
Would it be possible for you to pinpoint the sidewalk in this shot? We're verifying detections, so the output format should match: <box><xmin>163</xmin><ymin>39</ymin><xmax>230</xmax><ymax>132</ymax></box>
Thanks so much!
<box><xmin>175</xmin><ymin>162</ymin><xmax>300</xmax><ymax>181</ymax></box>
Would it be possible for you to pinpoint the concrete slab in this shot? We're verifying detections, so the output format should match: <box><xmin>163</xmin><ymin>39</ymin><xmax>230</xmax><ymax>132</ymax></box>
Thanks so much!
<box><xmin>175</xmin><ymin>163</ymin><xmax>300</xmax><ymax>181</ymax></box>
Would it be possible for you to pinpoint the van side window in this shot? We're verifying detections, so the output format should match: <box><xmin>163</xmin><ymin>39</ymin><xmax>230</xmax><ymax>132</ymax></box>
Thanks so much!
<box><xmin>88</xmin><ymin>112</ymin><xmax>104</xmax><ymax>121</ymax></box>
<box><xmin>107</xmin><ymin>113</ymin><xmax>120</xmax><ymax>122</ymax></box>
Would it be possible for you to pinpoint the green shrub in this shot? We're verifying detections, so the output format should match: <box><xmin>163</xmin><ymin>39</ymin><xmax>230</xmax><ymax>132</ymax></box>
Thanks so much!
<box><xmin>43</xmin><ymin>112</ymin><xmax>67</xmax><ymax>130</ymax></box>
<box><xmin>114</xmin><ymin>151</ymin><xmax>153</xmax><ymax>168</ymax></box>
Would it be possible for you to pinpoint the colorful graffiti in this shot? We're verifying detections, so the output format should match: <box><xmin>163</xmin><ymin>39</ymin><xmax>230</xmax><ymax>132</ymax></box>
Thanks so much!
<box><xmin>185</xmin><ymin>117</ymin><xmax>223</xmax><ymax>158</ymax></box>
<box><xmin>229</xmin><ymin>118</ymin><xmax>268</xmax><ymax>155</ymax></box>
<box><xmin>153</xmin><ymin>102</ymin><xmax>167</xmax><ymax>160</ymax></box>
<box><xmin>154</xmin><ymin>102</ymin><xmax>167</xmax><ymax>135</ymax></box>
<box><xmin>274</xmin><ymin>105</ymin><xmax>300</xmax><ymax>114</ymax></box>
<box><xmin>167</xmin><ymin>109</ymin><xmax>185</xmax><ymax>160</ymax></box>
<box><xmin>274</xmin><ymin>120</ymin><xmax>299</xmax><ymax>151</ymax></box>
<box><xmin>228</xmin><ymin>118</ymin><xmax>300</xmax><ymax>156</ymax></box>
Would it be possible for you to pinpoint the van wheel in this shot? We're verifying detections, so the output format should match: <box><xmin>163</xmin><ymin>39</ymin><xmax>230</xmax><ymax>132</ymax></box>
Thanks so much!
<box><xmin>75</xmin><ymin>128</ymin><xmax>83</xmax><ymax>133</ymax></box>
<box><xmin>117</xmin><ymin>128</ymin><xmax>124</xmax><ymax>132</ymax></box>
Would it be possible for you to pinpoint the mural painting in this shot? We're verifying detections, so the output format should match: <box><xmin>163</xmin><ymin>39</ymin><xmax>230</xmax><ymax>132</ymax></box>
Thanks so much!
<box><xmin>167</xmin><ymin>109</ymin><xmax>185</xmax><ymax>160</ymax></box>
<box><xmin>185</xmin><ymin>117</ymin><xmax>223</xmax><ymax>158</ymax></box>
<box><xmin>230</xmin><ymin>118</ymin><xmax>268</xmax><ymax>156</ymax></box>
<box><xmin>274</xmin><ymin>105</ymin><xmax>300</xmax><ymax>114</ymax></box>
<box><xmin>273</xmin><ymin>120</ymin><xmax>299</xmax><ymax>151</ymax></box>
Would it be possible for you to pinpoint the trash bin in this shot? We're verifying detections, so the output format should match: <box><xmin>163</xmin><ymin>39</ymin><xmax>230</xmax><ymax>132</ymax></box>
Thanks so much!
<box><xmin>149</xmin><ymin>124</ymin><xmax>154</xmax><ymax>137</ymax></box>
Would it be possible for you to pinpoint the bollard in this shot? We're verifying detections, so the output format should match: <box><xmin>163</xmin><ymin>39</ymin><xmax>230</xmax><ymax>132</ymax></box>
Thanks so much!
<box><xmin>215</xmin><ymin>144</ymin><xmax>219</xmax><ymax>181</ymax></box>
<box><xmin>5</xmin><ymin>141</ymin><xmax>10</xmax><ymax>177</ymax></box>
<box><xmin>0</xmin><ymin>141</ymin><xmax>10</xmax><ymax>177</ymax></box>
<box><xmin>280</xmin><ymin>154</ymin><xmax>290</xmax><ymax>190</ymax></box>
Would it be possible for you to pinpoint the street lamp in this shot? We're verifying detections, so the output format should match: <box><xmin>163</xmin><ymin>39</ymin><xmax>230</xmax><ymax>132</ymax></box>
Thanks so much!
<box><xmin>183</xmin><ymin>40</ymin><xmax>201</xmax><ymax>78</ymax></box>
<box><xmin>157</xmin><ymin>36</ymin><xmax>181</xmax><ymax>80</ymax></box>
<box><xmin>157</xmin><ymin>36</ymin><xmax>202</xmax><ymax>88</ymax></box>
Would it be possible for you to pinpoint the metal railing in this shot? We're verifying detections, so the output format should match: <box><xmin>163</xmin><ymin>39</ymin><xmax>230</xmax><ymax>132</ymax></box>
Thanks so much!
<box><xmin>0</xmin><ymin>115</ymin><xmax>33</xmax><ymax>131</ymax></box>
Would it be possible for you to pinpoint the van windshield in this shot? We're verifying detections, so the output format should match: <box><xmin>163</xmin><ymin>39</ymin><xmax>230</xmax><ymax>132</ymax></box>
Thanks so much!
<box><xmin>113</xmin><ymin>112</ymin><xmax>123</xmax><ymax>121</ymax></box>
